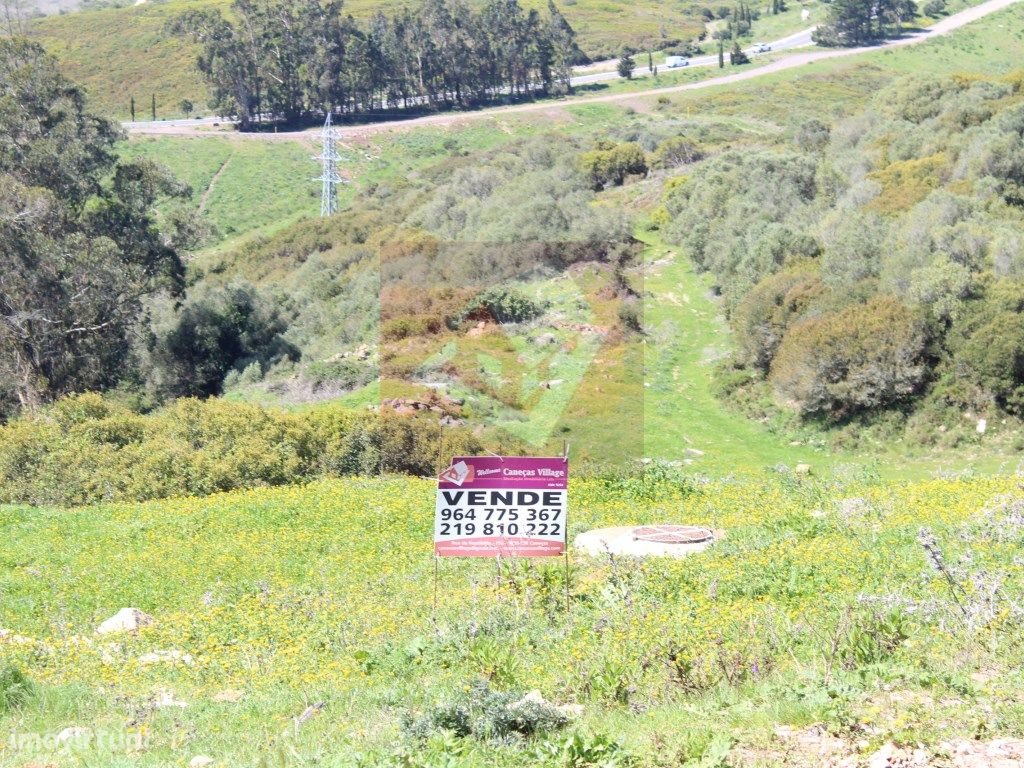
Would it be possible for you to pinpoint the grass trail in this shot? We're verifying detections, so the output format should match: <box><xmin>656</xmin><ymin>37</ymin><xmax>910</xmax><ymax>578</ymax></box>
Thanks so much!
<box><xmin>638</xmin><ymin>233</ymin><xmax>816</xmax><ymax>473</ymax></box>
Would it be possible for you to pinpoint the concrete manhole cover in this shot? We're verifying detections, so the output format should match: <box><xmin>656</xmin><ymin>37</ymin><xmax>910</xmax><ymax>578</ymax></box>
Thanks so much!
<box><xmin>631</xmin><ymin>525</ymin><xmax>714</xmax><ymax>544</ymax></box>
<box><xmin>574</xmin><ymin>525</ymin><xmax>721</xmax><ymax>558</ymax></box>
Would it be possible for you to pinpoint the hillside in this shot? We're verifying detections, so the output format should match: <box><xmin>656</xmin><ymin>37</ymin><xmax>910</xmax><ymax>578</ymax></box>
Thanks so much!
<box><xmin>28</xmin><ymin>0</ymin><xmax>708</xmax><ymax>119</ymax></box>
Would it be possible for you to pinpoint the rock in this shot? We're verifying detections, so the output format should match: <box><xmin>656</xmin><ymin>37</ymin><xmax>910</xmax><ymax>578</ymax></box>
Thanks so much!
<box><xmin>868</xmin><ymin>742</ymin><xmax>895</xmax><ymax>768</ymax></box>
<box><xmin>977</xmin><ymin>418</ymin><xmax>988</xmax><ymax>434</ymax></box>
<box><xmin>0</xmin><ymin>628</ymin><xmax>33</xmax><ymax>645</ymax></box>
<box><xmin>154</xmin><ymin>689</ymin><xmax>188</xmax><ymax>709</ymax></box>
<box><xmin>684</xmin><ymin>447</ymin><xmax>705</xmax><ymax>457</ymax></box>
<box><xmin>138</xmin><ymin>649</ymin><xmax>194</xmax><ymax>667</ymax></box>
<box><xmin>190</xmin><ymin>757</ymin><xmax>216</xmax><ymax>768</ymax></box>
<box><xmin>795</xmin><ymin>463</ymin><xmax>812</xmax><ymax>476</ymax></box>
<box><xmin>557</xmin><ymin>703</ymin><xmax>584</xmax><ymax>718</ymax></box>
<box><xmin>837</xmin><ymin>497</ymin><xmax>868</xmax><ymax>516</ymax></box>
<box><xmin>96</xmin><ymin>608</ymin><xmax>153</xmax><ymax>635</ymax></box>
<box><xmin>56</xmin><ymin>727</ymin><xmax>92</xmax><ymax>745</ymax></box>
<box><xmin>535</xmin><ymin>332</ymin><xmax>556</xmax><ymax>346</ymax></box>
<box><xmin>213</xmin><ymin>688</ymin><xmax>245</xmax><ymax>703</ymax></box>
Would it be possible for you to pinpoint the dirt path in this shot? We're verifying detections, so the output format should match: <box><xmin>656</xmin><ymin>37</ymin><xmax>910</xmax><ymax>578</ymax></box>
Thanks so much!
<box><xmin>198</xmin><ymin>152</ymin><xmax>233</xmax><ymax>214</ymax></box>
<box><xmin>128</xmin><ymin>0</ymin><xmax>1021</xmax><ymax>143</ymax></box>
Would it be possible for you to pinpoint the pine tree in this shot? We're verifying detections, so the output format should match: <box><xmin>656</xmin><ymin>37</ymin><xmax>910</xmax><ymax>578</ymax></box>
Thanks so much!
<box><xmin>718</xmin><ymin>38</ymin><xmax>724</xmax><ymax>68</ymax></box>
<box><xmin>130</xmin><ymin>96</ymin><xmax>135</xmax><ymax>122</ymax></box>
<box><xmin>150</xmin><ymin>93</ymin><xmax>156</xmax><ymax>120</ymax></box>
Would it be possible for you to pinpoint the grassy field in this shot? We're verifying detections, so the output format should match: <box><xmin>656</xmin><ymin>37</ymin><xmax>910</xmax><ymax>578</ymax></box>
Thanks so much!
<box><xmin>2</xmin><ymin>474</ymin><xmax>1023</xmax><ymax>765</ymax></box>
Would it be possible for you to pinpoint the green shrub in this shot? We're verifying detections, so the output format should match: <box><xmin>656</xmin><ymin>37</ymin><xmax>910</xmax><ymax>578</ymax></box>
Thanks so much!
<box><xmin>650</xmin><ymin>137</ymin><xmax>704</xmax><ymax>169</ymax></box>
<box><xmin>0</xmin><ymin>395</ymin><xmax>489</xmax><ymax>505</ymax></box>
<box><xmin>770</xmin><ymin>297</ymin><xmax>927</xmax><ymax>420</ymax></box>
<box><xmin>404</xmin><ymin>680</ymin><xmax>568</xmax><ymax>742</ymax></box>
<box><xmin>955</xmin><ymin>312</ymin><xmax>1024</xmax><ymax>412</ymax></box>
<box><xmin>579</xmin><ymin>141</ymin><xmax>648</xmax><ymax>190</ymax></box>
<box><xmin>732</xmin><ymin>267</ymin><xmax>827</xmax><ymax>371</ymax></box>
<box><xmin>455</xmin><ymin>287</ymin><xmax>545</xmax><ymax>327</ymax></box>
<box><xmin>0</xmin><ymin>665</ymin><xmax>34</xmax><ymax>713</ymax></box>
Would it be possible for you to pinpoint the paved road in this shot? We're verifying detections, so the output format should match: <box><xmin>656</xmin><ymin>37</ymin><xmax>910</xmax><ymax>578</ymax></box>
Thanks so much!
<box><xmin>126</xmin><ymin>0</ymin><xmax>1022</xmax><ymax>141</ymax></box>
<box><xmin>571</xmin><ymin>27</ymin><xmax>816</xmax><ymax>86</ymax></box>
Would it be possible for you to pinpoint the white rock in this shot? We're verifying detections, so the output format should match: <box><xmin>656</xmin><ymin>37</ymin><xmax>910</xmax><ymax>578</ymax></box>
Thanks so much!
<box><xmin>557</xmin><ymin>703</ymin><xmax>584</xmax><ymax>718</ymax></box>
<box><xmin>977</xmin><ymin>418</ymin><xmax>988</xmax><ymax>434</ymax></box>
<box><xmin>190</xmin><ymin>757</ymin><xmax>216</xmax><ymax>768</ymax></box>
<box><xmin>869</xmin><ymin>742</ymin><xmax>895</xmax><ymax>768</ymax></box>
<box><xmin>684</xmin><ymin>447</ymin><xmax>705</xmax><ymax>457</ymax></box>
<box><xmin>795</xmin><ymin>463</ymin><xmax>812</xmax><ymax>475</ymax></box>
<box><xmin>154</xmin><ymin>689</ymin><xmax>189</xmax><ymax>708</ymax></box>
<box><xmin>138</xmin><ymin>649</ymin><xmax>194</xmax><ymax>666</ymax></box>
<box><xmin>96</xmin><ymin>608</ymin><xmax>153</xmax><ymax>635</ymax></box>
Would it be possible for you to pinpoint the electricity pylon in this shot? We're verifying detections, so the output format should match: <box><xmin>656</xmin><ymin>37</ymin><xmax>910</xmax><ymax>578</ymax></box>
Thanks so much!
<box><xmin>314</xmin><ymin>112</ymin><xmax>346</xmax><ymax>217</ymax></box>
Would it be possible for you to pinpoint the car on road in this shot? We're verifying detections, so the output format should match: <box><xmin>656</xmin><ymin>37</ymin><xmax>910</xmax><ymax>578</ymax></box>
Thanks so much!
<box><xmin>752</xmin><ymin>42</ymin><xmax>772</xmax><ymax>53</ymax></box>
<box><xmin>665</xmin><ymin>55</ymin><xmax>690</xmax><ymax>68</ymax></box>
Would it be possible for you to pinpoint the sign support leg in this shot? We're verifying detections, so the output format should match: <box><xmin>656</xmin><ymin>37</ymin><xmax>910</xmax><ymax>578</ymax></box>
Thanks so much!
<box><xmin>564</xmin><ymin>550</ymin><xmax>571</xmax><ymax>615</ymax></box>
<box><xmin>433</xmin><ymin>555</ymin><xmax>439</xmax><ymax>620</ymax></box>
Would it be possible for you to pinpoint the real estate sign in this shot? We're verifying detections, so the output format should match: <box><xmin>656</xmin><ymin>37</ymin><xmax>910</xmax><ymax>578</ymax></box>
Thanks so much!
<box><xmin>435</xmin><ymin>456</ymin><xmax>568</xmax><ymax>557</ymax></box>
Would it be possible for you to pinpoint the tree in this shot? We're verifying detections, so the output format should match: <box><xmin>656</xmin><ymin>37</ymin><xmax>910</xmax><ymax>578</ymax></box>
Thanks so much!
<box><xmin>145</xmin><ymin>283</ymin><xmax>298</xmax><ymax>398</ymax></box>
<box><xmin>812</xmin><ymin>0</ymin><xmax>910</xmax><ymax>46</ymax></box>
<box><xmin>718</xmin><ymin>39</ymin><xmax>725</xmax><ymax>68</ymax></box>
<box><xmin>0</xmin><ymin>39</ymin><xmax>188</xmax><ymax>415</ymax></box>
<box><xmin>172</xmin><ymin>0</ymin><xmax>579</xmax><ymax>129</ymax></box>
<box><xmin>130</xmin><ymin>95</ymin><xmax>136</xmax><ymax>122</ymax></box>
<box><xmin>729</xmin><ymin>41</ymin><xmax>749</xmax><ymax>65</ymax></box>
<box><xmin>617</xmin><ymin>48</ymin><xmax>635</xmax><ymax>79</ymax></box>
<box><xmin>180</xmin><ymin>99</ymin><xmax>194</xmax><ymax>117</ymax></box>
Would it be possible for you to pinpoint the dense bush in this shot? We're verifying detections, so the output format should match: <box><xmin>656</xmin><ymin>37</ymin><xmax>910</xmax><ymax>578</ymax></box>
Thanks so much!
<box><xmin>145</xmin><ymin>282</ymin><xmax>299</xmax><ymax>398</ymax></box>
<box><xmin>956</xmin><ymin>312</ymin><xmax>1024</xmax><ymax>413</ymax></box>
<box><xmin>770</xmin><ymin>297</ymin><xmax>927</xmax><ymax>419</ymax></box>
<box><xmin>404</xmin><ymin>681</ymin><xmax>568</xmax><ymax>741</ymax></box>
<box><xmin>650</xmin><ymin>137</ymin><xmax>704</xmax><ymax>169</ymax></box>
<box><xmin>455</xmin><ymin>286</ymin><xmax>546</xmax><ymax>326</ymax></box>
<box><xmin>663</xmin><ymin>72</ymin><xmax>1024</xmax><ymax>429</ymax></box>
<box><xmin>579</xmin><ymin>141</ymin><xmax>648</xmax><ymax>190</ymax></box>
<box><xmin>0</xmin><ymin>394</ymin><xmax>488</xmax><ymax>506</ymax></box>
<box><xmin>732</xmin><ymin>267</ymin><xmax>827</xmax><ymax>371</ymax></box>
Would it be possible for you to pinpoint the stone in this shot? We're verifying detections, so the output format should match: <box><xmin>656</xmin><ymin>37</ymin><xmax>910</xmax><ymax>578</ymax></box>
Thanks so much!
<box><xmin>977</xmin><ymin>418</ymin><xmax>988</xmax><ymax>434</ymax></box>
<box><xmin>795</xmin><ymin>463</ymin><xmax>812</xmax><ymax>475</ymax></box>
<box><xmin>138</xmin><ymin>649</ymin><xmax>194</xmax><ymax>666</ymax></box>
<box><xmin>190</xmin><ymin>757</ymin><xmax>216</xmax><ymax>768</ymax></box>
<box><xmin>868</xmin><ymin>742</ymin><xmax>895</xmax><ymax>768</ymax></box>
<box><xmin>575</xmin><ymin>526</ymin><xmax>719</xmax><ymax>559</ymax></box>
<box><xmin>213</xmin><ymin>688</ymin><xmax>245</xmax><ymax>703</ymax></box>
<box><xmin>683</xmin><ymin>447</ymin><xmax>705</xmax><ymax>457</ymax></box>
<box><xmin>154</xmin><ymin>689</ymin><xmax>188</xmax><ymax>709</ymax></box>
<box><xmin>535</xmin><ymin>333</ymin><xmax>556</xmax><ymax>346</ymax></box>
<box><xmin>556</xmin><ymin>703</ymin><xmax>585</xmax><ymax>718</ymax></box>
<box><xmin>96</xmin><ymin>608</ymin><xmax>153</xmax><ymax>635</ymax></box>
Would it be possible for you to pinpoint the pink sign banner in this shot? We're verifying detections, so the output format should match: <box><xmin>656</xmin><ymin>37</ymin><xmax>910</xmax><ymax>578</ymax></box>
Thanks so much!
<box><xmin>435</xmin><ymin>456</ymin><xmax>568</xmax><ymax>557</ymax></box>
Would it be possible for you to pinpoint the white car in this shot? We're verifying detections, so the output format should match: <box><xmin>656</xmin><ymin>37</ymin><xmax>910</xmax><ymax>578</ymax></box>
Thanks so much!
<box><xmin>664</xmin><ymin>55</ymin><xmax>690</xmax><ymax>68</ymax></box>
<box><xmin>752</xmin><ymin>43</ymin><xmax>772</xmax><ymax>53</ymax></box>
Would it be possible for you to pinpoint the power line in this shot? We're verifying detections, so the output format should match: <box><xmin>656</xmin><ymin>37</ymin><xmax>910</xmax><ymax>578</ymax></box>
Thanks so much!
<box><xmin>313</xmin><ymin>112</ymin><xmax>346</xmax><ymax>217</ymax></box>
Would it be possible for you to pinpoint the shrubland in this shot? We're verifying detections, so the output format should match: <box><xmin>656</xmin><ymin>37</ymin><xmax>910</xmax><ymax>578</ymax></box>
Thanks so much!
<box><xmin>0</xmin><ymin>393</ymin><xmax>491</xmax><ymax>505</ymax></box>
<box><xmin>661</xmin><ymin>70</ymin><xmax>1024</xmax><ymax>440</ymax></box>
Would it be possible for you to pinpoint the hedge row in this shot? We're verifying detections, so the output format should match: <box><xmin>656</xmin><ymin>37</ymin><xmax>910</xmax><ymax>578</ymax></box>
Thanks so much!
<box><xmin>0</xmin><ymin>395</ymin><xmax>482</xmax><ymax>507</ymax></box>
